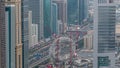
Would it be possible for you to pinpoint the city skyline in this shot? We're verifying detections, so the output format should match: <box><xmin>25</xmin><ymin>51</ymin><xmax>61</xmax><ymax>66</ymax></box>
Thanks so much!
<box><xmin>0</xmin><ymin>0</ymin><xmax>120</xmax><ymax>68</ymax></box>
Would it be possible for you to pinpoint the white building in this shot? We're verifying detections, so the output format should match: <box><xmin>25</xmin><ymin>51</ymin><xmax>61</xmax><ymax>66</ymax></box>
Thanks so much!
<box><xmin>94</xmin><ymin>0</ymin><xmax>116</xmax><ymax>68</ymax></box>
<box><xmin>58</xmin><ymin>20</ymin><xmax>63</xmax><ymax>34</ymax></box>
<box><xmin>28</xmin><ymin>11</ymin><xmax>38</xmax><ymax>48</ymax></box>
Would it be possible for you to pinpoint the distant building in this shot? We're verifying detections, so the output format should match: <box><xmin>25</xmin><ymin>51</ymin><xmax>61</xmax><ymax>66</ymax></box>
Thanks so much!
<box><xmin>52</xmin><ymin>0</ymin><xmax>67</xmax><ymax>33</ymax></box>
<box><xmin>79</xmin><ymin>0</ymin><xmax>88</xmax><ymax>25</ymax></box>
<box><xmin>84</xmin><ymin>30</ymin><xmax>93</xmax><ymax>50</ymax></box>
<box><xmin>21</xmin><ymin>0</ymin><xmax>29</xmax><ymax>67</ymax></box>
<box><xmin>43</xmin><ymin>0</ymin><xmax>52</xmax><ymax>38</ymax></box>
<box><xmin>116</xmin><ymin>24</ymin><xmax>120</xmax><ymax>54</ymax></box>
<box><xmin>0</xmin><ymin>0</ymin><xmax>6</xmax><ymax>68</ymax></box>
<box><xmin>52</xmin><ymin>3</ymin><xmax>58</xmax><ymax>35</ymax></box>
<box><xmin>58</xmin><ymin>20</ymin><xmax>63</xmax><ymax>34</ymax></box>
<box><xmin>94</xmin><ymin>0</ymin><xmax>116</xmax><ymax>68</ymax></box>
<box><xmin>29</xmin><ymin>0</ymin><xmax>44</xmax><ymax>41</ymax></box>
<box><xmin>28</xmin><ymin>11</ymin><xmax>38</xmax><ymax>48</ymax></box>
<box><xmin>67</xmin><ymin>0</ymin><xmax>88</xmax><ymax>25</ymax></box>
<box><xmin>67</xmin><ymin>0</ymin><xmax>78</xmax><ymax>25</ymax></box>
<box><xmin>29</xmin><ymin>0</ymin><xmax>52</xmax><ymax>39</ymax></box>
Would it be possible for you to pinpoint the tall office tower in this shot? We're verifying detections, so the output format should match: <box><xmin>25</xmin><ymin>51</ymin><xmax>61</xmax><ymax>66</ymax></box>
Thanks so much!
<box><xmin>94</xmin><ymin>0</ymin><xmax>116</xmax><ymax>68</ymax></box>
<box><xmin>52</xmin><ymin>0</ymin><xmax>67</xmax><ymax>33</ymax></box>
<box><xmin>29</xmin><ymin>0</ymin><xmax>52</xmax><ymax>39</ymax></box>
<box><xmin>43</xmin><ymin>0</ymin><xmax>52</xmax><ymax>38</ymax></box>
<box><xmin>67</xmin><ymin>0</ymin><xmax>88</xmax><ymax>25</ymax></box>
<box><xmin>52</xmin><ymin>3</ymin><xmax>58</xmax><ymax>34</ymax></box>
<box><xmin>5</xmin><ymin>5</ymin><xmax>16</xmax><ymax>68</ymax></box>
<box><xmin>67</xmin><ymin>0</ymin><xmax>78</xmax><ymax>25</ymax></box>
<box><xmin>0</xmin><ymin>0</ymin><xmax>6</xmax><ymax>68</ymax></box>
<box><xmin>29</xmin><ymin>0</ymin><xmax>44</xmax><ymax>41</ymax></box>
<box><xmin>79</xmin><ymin>0</ymin><xmax>88</xmax><ymax>25</ymax></box>
<box><xmin>5</xmin><ymin>0</ymin><xmax>22</xmax><ymax>68</ymax></box>
<box><xmin>21</xmin><ymin>0</ymin><xmax>29</xmax><ymax>68</ymax></box>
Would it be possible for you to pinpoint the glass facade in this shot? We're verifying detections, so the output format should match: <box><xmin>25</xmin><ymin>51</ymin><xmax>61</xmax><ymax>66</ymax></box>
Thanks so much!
<box><xmin>21</xmin><ymin>0</ymin><xmax>29</xmax><ymax>68</ymax></box>
<box><xmin>67</xmin><ymin>0</ymin><xmax>88</xmax><ymax>25</ymax></box>
<box><xmin>98</xmin><ymin>6</ymin><xmax>116</xmax><ymax>53</ymax></box>
<box><xmin>43</xmin><ymin>0</ymin><xmax>52</xmax><ymax>38</ymax></box>
<box><xmin>52</xmin><ymin>3</ymin><xmax>58</xmax><ymax>34</ymax></box>
<box><xmin>29</xmin><ymin>0</ymin><xmax>43</xmax><ymax>41</ymax></box>
<box><xmin>67</xmin><ymin>0</ymin><xmax>78</xmax><ymax>25</ymax></box>
<box><xmin>5</xmin><ymin>5</ymin><xmax>16</xmax><ymax>68</ymax></box>
<box><xmin>79</xmin><ymin>0</ymin><xmax>88</xmax><ymax>24</ymax></box>
<box><xmin>98</xmin><ymin>56</ymin><xmax>110</xmax><ymax>67</ymax></box>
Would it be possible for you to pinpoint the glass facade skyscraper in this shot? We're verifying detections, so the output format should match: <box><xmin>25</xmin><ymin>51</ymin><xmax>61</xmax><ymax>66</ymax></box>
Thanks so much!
<box><xmin>52</xmin><ymin>3</ymin><xmax>58</xmax><ymax>34</ymax></box>
<box><xmin>21</xmin><ymin>0</ymin><xmax>29</xmax><ymax>68</ymax></box>
<box><xmin>94</xmin><ymin>0</ymin><xmax>116</xmax><ymax>68</ymax></box>
<box><xmin>29</xmin><ymin>0</ymin><xmax>44</xmax><ymax>41</ymax></box>
<box><xmin>5</xmin><ymin>5</ymin><xmax>16</xmax><ymax>68</ymax></box>
<box><xmin>67</xmin><ymin>0</ymin><xmax>78</xmax><ymax>25</ymax></box>
<box><xmin>43</xmin><ymin>0</ymin><xmax>52</xmax><ymax>38</ymax></box>
<box><xmin>79</xmin><ymin>0</ymin><xmax>88</xmax><ymax>24</ymax></box>
<box><xmin>67</xmin><ymin>0</ymin><xmax>88</xmax><ymax>25</ymax></box>
<box><xmin>98</xmin><ymin>6</ymin><xmax>116</xmax><ymax>53</ymax></box>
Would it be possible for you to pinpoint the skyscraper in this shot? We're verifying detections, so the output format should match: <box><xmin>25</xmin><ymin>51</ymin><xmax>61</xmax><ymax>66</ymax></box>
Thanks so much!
<box><xmin>28</xmin><ymin>11</ymin><xmax>38</xmax><ymax>48</ymax></box>
<box><xmin>67</xmin><ymin>0</ymin><xmax>88</xmax><ymax>25</ymax></box>
<box><xmin>43</xmin><ymin>0</ymin><xmax>52</xmax><ymax>38</ymax></box>
<box><xmin>52</xmin><ymin>3</ymin><xmax>58</xmax><ymax>34</ymax></box>
<box><xmin>21</xmin><ymin>0</ymin><xmax>29</xmax><ymax>68</ymax></box>
<box><xmin>29</xmin><ymin>0</ymin><xmax>52</xmax><ymax>39</ymax></box>
<box><xmin>94</xmin><ymin>0</ymin><xmax>116</xmax><ymax>68</ymax></box>
<box><xmin>67</xmin><ymin>0</ymin><xmax>78</xmax><ymax>25</ymax></box>
<box><xmin>53</xmin><ymin>0</ymin><xmax>67</xmax><ymax>33</ymax></box>
<box><xmin>5</xmin><ymin>5</ymin><xmax>16</xmax><ymax>68</ymax></box>
<box><xmin>5</xmin><ymin>0</ymin><xmax>22</xmax><ymax>68</ymax></box>
<box><xmin>79</xmin><ymin>0</ymin><xmax>88</xmax><ymax>24</ymax></box>
<box><xmin>29</xmin><ymin>0</ymin><xmax>44</xmax><ymax>41</ymax></box>
<box><xmin>0</xmin><ymin>0</ymin><xmax>6</xmax><ymax>68</ymax></box>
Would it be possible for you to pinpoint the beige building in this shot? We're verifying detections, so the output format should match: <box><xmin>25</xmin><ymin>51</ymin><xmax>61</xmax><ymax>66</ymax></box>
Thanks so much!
<box><xmin>5</xmin><ymin>0</ymin><xmax>22</xmax><ymax>68</ymax></box>
<box><xmin>116</xmin><ymin>24</ymin><xmax>120</xmax><ymax>34</ymax></box>
<box><xmin>84</xmin><ymin>30</ymin><xmax>93</xmax><ymax>50</ymax></box>
<box><xmin>116</xmin><ymin>24</ymin><xmax>120</xmax><ymax>53</ymax></box>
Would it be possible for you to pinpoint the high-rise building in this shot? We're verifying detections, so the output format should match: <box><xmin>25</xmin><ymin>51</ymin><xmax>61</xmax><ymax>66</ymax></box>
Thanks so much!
<box><xmin>94</xmin><ymin>0</ymin><xmax>116</xmax><ymax>68</ymax></box>
<box><xmin>52</xmin><ymin>3</ymin><xmax>58</xmax><ymax>34</ymax></box>
<box><xmin>5</xmin><ymin>0</ymin><xmax>22</xmax><ymax>68</ymax></box>
<box><xmin>79</xmin><ymin>0</ymin><xmax>88</xmax><ymax>25</ymax></box>
<box><xmin>29</xmin><ymin>0</ymin><xmax>52</xmax><ymax>39</ymax></box>
<box><xmin>67</xmin><ymin>0</ymin><xmax>88</xmax><ymax>25</ymax></box>
<box><xmin>28</xmin><ymin>11</ymin><xmax>38</xmax><ymax>48</ymax></box>
<box><xmin>0</xmin><ymin>0</ymin><xmax>6</xmax><ymax>68</ymax></box>
<box><xmin>21</xmin><ymin>0</ymin><xmax>29</xmax><ymax>68</ymax></box>
<box><xmin>43</xmin><ymin>0</ymin><xmax>52</xmax><ymax>38</ymax></box>
<box><xmin>5</xmin><ymin>5</ymin><xmax>16</xmax><ymax>68</ymax></box>
<box><xmin>29</xmin><ymin>0</ymin><xmax>44</xmax><ymax>41</ymax></box>
<box><xmin>53</xmin><ymin>0</ymin><xmax>67</xmax><ymax>33</ymax></box>
<box><xmin>84</xmin><ymin>30</ymin><xmax>93</xmax><ymax>50</ymax></box>
<box><xmin>67</xmin><ymin>0</ymin><xmax>78</xmax><ymax>25</ymax></box>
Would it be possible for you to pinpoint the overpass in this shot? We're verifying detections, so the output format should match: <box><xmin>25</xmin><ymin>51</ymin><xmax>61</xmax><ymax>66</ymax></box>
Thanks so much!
<box><xmin>29</xmin><ymin>40</ymin><xmax>53</xmax><ymax>68</ymax></box>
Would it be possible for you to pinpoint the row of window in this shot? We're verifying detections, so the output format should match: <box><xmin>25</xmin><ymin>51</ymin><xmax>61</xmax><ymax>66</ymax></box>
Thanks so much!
<box><xmin>98</xmin><ymin>0</ymin><xmax>114</xmax><ymax>4</ymax></box>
